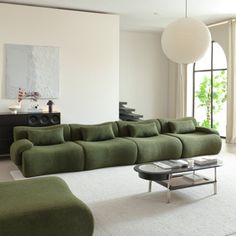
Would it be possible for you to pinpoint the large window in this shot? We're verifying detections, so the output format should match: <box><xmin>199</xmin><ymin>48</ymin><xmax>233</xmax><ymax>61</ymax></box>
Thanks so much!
<box><xmin>193</xmin><ymin>41</ymin><xmax>227</xmax><ymax>137</ymax></box>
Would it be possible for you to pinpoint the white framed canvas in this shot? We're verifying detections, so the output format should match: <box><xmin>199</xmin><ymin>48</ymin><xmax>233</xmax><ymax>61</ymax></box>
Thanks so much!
<box><xmin>5</xmin><ymin>44</ymin><xmax>59</xmax><ymax>99</ymax></box>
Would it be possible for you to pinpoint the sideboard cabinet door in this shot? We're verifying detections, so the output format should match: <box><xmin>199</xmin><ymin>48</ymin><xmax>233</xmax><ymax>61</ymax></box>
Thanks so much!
<box><xmin>0</xmin><ymin>112</ymin><xmax>60</xmax><ymax>155</ymax></box>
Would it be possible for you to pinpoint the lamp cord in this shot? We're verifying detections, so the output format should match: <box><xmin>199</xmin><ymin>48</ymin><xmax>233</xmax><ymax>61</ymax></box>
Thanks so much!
<box><xmin>185</xmin><ymin>0</ymin><xmax>188</xmax><ymax>18</ymax></box>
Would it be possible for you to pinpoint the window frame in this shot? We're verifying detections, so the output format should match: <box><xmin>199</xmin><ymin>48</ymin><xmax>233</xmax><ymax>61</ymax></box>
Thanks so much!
<box><xmin>192</xmin><ymin>41</ymin><xmax>227</xmax><ymax>138</ymax></box>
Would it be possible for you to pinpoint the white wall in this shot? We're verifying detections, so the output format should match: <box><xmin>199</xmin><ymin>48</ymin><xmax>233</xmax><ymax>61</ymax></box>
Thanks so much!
<box><xmin>120</xmin><ymin>31</ymin><xmax>169</xmax><ymax>119</ymax></box>
<box><xmin>0</xmin><ymin>3</ymin><xmax>119</xmax><ymax>124</ymax></box>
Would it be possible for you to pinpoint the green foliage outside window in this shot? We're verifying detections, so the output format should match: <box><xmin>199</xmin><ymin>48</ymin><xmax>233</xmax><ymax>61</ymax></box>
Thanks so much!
<box><xmin>195</xmin><ymin>70</ymin><xmax>227</xmax><ymax>128</ymax></box>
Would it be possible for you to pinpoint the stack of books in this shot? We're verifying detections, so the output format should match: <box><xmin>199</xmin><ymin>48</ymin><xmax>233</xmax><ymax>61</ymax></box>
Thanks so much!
<box><xmin>193</xmin><ymin>156</ymin><xmax>217</xmax><ymax>166</ymax></box>
<box><xmin>155</xmin><ymin>160</ymin><xmax>188</xmax><ymax>169</ymax></box>
<box><xmin>184</xmin><ymin>173</ymin><xmax>206</xmax><ymax>183</ymax></box>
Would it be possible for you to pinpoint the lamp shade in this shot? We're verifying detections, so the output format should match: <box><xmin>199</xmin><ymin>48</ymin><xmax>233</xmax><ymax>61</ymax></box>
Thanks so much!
<box><xmin>161</xmin><ymin>17</ymin><xmax>211</xmax><ymax>64</ymax></box>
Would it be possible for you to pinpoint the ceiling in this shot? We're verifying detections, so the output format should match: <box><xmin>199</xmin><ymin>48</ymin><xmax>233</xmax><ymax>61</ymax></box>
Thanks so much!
<box><xmin>2</xmin><ymin>0</ymin><xmax>236</xmax><ymax>31</ymax></box>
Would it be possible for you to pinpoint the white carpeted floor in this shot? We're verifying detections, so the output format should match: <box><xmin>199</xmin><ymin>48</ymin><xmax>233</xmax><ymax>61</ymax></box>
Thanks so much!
<box><xmin>11</xmin><ymin>153</ymin><xmax>236</xmax><ymax>236</ymax></box>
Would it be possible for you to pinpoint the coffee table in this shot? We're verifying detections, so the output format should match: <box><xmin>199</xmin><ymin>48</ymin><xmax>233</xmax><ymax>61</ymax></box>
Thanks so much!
<box><xmin>134</xmin><ymin>159</ymin><xmax>223</xmax><ymax>203</ymax></box>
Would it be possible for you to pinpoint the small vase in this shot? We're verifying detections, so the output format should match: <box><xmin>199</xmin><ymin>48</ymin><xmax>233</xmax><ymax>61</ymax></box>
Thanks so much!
<box><xmin>8</xmin><ymin>101</ymin><xmax>21</xmax><ymax>114</ymax></box>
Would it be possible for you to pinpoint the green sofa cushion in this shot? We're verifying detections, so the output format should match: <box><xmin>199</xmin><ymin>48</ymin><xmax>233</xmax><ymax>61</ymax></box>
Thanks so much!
<box><xmin>14</xmin><ymin>124</ymin><xmax>71</xmax><ymax>142</ymax></box>
<box><xmin>81</xmin><ymin>124</ymin><xmax>115</xmax><ymax>141</ymax></box>
<box><xmin>0</xmin><ymin>177</ymin><xmax>94</xmax><ymax>236</ymax></box>
<box><xmin>22</xmin><ymin>142</ymin><xmax>84</xmax><ymax>177</ymax></box>
<box><xmin>28</xmin><ymin>126</ymin><xmax>64</xmax><ymax>146</ymax></box>
<box><xmin>168</xmin><ymin>120</ymin><xmax>196</xmax><ymax>134</ymax></box>
<box><xmin>128</xmin><ymin>122</ymin><xmax>159</xmax><ymax>137</ymax></box>
<box><xmin>158</xmin><ymin>117</ymin><xmax>197</xmax><ymax>133</ymax></box>
<box><xmin>167</xmin><ymin>132</ymin><xmax>222</xmax><ymax>158</ymax></box>
<box><xmin>70</xmin><ymin>122</ymin><xmax>119</xmax><ymax>141</ymax></box>
<box><xmin>76</xmin><ymin>138</ymin><xmax>137</xmax><ymax>170</ymax></box>
<box><xmin>127</xmin><ymin>135</ymin><xmax>182</xmax><ymax>163</ymax></box>
<box><xmin>117</xmin><ymin>119</ymin><xmax>161</xmax><ymax>137</ymax></box>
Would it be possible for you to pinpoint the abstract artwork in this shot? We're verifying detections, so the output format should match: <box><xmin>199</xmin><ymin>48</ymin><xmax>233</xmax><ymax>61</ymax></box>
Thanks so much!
<box><xmin>5</xmin><ymin>44</ymin><xmax>59</xmax><ymax>99</ymax></box>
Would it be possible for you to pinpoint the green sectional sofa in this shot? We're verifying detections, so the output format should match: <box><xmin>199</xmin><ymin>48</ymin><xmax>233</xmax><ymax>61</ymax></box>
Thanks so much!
<box><xmin>10</xmin><ymin>117</ymin><xmax>222</xmax><ymax>177</ymax></box>
<box><xmin>0</xmin><ymin>177</ymin><xmax>94</xmax><ymax>236</ymax></box>
<box><xmin>11</xmin><ymin>125</ymin><xmax>85</xmax><ymax>177</ymax></box>
<box><xmin>117</xmin><ymin>120</ymin><xmax>183</xmax><ymax>163</ymax></box>
<box><xmin>159</xmin><ymin>117</ymin><xmax>222</xmax><ymax>157</ymax></box>
<box><xmin>70</xmin><ymin>123</ymin><xmax>137</xmax><ymax>170</ymax></box>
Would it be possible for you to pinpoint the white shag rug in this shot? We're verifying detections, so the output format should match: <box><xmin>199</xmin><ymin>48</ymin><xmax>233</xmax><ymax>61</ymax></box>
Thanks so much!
<box><xmin>10</xmin><ymin>152</ymin><xmax>236</xmax><ymax>236</ymax></box>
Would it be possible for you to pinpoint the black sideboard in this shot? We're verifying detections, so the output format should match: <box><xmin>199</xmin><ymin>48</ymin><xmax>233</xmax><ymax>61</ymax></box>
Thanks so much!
<box><xmin>0</xmin><ymin>112</ymin><xmax>60</xmax><ymax>155</ymax></box>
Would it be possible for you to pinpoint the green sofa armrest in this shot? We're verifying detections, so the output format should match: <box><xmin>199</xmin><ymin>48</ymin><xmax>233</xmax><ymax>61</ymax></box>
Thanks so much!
<box><xmin>10</xmin><ymin>139</ymin><xmax>33</xmax><ymax>166</ymax></box>
<box><xmin>195</xmin><ymin>126</ymin><xmax>220</xmax><ymax>135</ymax></box>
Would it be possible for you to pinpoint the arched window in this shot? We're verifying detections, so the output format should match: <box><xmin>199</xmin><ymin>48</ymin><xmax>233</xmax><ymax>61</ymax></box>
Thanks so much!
<box><xmin>192</xmin><ymin>41</ymin><xmax>227</xmax><ymax>137</ymax></box>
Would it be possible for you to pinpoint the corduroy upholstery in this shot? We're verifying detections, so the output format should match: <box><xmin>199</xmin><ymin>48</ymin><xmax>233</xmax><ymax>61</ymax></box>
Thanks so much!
<box><xmin>116</xmin><ymin>119</ymin><xmax>161</xmax><ymax>137</ymax></box>
<box><xmin>21</xmin><ymin>142</ymin><xmax>85</xmax><ymax>177</ymax></box>
<box><xmin>10</xmin><ymin>118</ymin><xmax>222</xmax><ymax>177</ymax></box>
<box><xmin>158</xmin><ymin>117</ymin><xmax>197</xmax><ymax>134</ymax></box>
<box><xmin>76</xmin><ymin>138</ymin><xmax>137</xmax><ymax>170</ymax></box>
<box><xmin>159</xmin><ymin>117</ymin><xmax>222</xmax><ymax>158</ymax></box>
<box><xmin>0</xmin><ymin>177</ymin><xmax>94</xmax><ymax>236</ymax></box>
<box><xmin>127</xmin><ymin>135</ymin><xmax>182</xmax><ymax>163</ymax></box>
<box><xmin>167</xmin><ymin>132</ymin><xmax>222</xmax><ymax>158</ymax></box>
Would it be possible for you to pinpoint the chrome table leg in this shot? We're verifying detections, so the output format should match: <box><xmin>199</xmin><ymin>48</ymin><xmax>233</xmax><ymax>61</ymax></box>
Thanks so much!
<box><xmin>214</xmin><ymin>167</ymin><xmax>217</xmax><ymax>195</ymax></box>
<box><xmin>148</xmin><ymin>180</ymin><xmax>152</xmax><ymax>192</ymax></box>
<box><xmin>167</xmin><ymin>174</ymin><xmax>172</xmax><ymax>203</ymax></box>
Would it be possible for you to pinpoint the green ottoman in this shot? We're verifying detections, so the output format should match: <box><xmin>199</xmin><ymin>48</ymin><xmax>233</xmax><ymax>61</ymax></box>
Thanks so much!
<box><xmin>0</xmin><ymin>177</ymin><xmax>94</xmax><ymax>236</ymax></box>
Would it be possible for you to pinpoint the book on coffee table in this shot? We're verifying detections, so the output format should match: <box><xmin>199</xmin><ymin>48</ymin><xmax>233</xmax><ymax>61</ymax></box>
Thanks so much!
<box><xmin>193</xmin><ymin>156</ymin><xmax>217</xmax><ymax>166</ymax></box>
<box><xmin>155</xmin><ymin>160</ymin><xmax>188</xmax><ymax>169</ymax></box>
<box><xmin>183</xmin><ymin>173</ymin><xmax>206</xmax><ymax>183</ymax></box>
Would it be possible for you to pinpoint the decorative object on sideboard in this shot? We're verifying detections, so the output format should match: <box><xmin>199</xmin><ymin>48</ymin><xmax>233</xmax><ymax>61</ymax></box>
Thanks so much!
<box><xmin>8</xmin><ymin>102</ymin><xmax>21</xmax><ymax>114</ymax></box>
<box><xmin>161</xmin><ymin>0</ymin><xmax>211</xmax><ymax>64</ymax></box>
<box><xmin>17</xmin><ymin>88</ymin><xmax>43</xmax><ymax>113</ymax></box>
<box><xmin>18</xmin><ymin>88</ymin><xmax>40</xmax><ymax>102</ymax></box>
<box><xmin>47</xmin><ymin>100</ymin><xmax>54</xmax><ymax>113</ymax></box>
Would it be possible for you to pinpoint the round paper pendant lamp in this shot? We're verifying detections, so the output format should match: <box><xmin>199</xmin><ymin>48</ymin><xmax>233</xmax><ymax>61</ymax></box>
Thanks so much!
<box><xmin>161</xmin><ymin>17</ymin><xmax>211</xmax><ymax>64</ymax></box>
